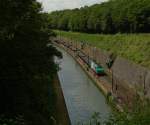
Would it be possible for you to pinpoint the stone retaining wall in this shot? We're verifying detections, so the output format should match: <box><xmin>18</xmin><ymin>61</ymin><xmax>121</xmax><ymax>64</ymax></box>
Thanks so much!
<box><xmin>112</xmin><ymin>57</ymin><xmax>150</xmax><ymax>99</ymax></box>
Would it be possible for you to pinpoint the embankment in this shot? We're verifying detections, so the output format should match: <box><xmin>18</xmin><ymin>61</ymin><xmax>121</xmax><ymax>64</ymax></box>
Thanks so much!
<box><xmin>52</xmin><ymin>36</ymin><xmax>150</xmax><ymax>111</ymax></box>
<box><xmin>53</xmin><ymin>75</ymin><xmax>71</xmax><ymax>125</ymax></box>
<box><xmin>53</xmin><ymin>41</ymin><xmax>112</xmax><ymax>97</ymax></box>
<box><xmin>55</xmin><ymin>30</ymin><xmax>150</xmax><ymax>69</ymax></box>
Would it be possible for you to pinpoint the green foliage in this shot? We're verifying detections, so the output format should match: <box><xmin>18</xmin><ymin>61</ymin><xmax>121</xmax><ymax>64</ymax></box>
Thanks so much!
<box><xmin>49</xmin><ymin>0</ymin><xmax>150</xmax><ymax>34</ymax></box>
<box><xmin>78</xmin><ymin>99</ymin><xmax>150</xmax><ymax>125</ymax></box>
<box><xmin>108</xmin><ymin>98</ymin><xmax>150</xmax><ymax>125</ymax></box>
<box><xmin>0</xmin><ymin>0</ymin><xmax>61</xmax><ymax>125</ymax></box>
<box><xmin>77</xmin><ymin>112</ymin><xmax>102</xmax><ymax>125</ymax></box>
<box><xmin>55</xmin><ymin>30</ymin><xmax>150</xmax><ymax>69</ymax></box>
<box><xmin>0</xmin><ymin>115</ymin><xmax>25</xmax><ymax>125</ymax></box>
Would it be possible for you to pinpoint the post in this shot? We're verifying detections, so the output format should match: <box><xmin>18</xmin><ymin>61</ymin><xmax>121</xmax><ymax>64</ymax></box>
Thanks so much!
<box><xmin>93</xmin><ymin>46</ymin><xmax>96</xmax><ymax>62</ymax></box>
<box><xmin>112</xmin><ymin>69</ymin><xmax>114</xmax><ymax>92</ymax></box>
<box><xmin>143</xmin><ymin>72</ymin><xmax>146</xmax><ymax>95</ymax></box>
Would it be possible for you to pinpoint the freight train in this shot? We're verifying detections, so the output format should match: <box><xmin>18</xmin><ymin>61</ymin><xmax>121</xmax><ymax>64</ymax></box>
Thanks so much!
<box><xmin>77</xmin><ymin>51</ymin><xmax>105</xmax><ymax>75</ymax></box>
<box><xmin>90</xmin><ymin>60</ymin><xmax>105</xmax><ymax>75</ymax></box>
<box><xmin>56</xmin><ymin>39</ymin><xmax>105</xmax><ymax>76</ymax></box>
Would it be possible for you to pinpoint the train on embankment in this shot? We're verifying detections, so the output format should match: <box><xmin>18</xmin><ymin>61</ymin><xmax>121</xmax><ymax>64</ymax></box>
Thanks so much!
<box><xmin>52</xmin><ymin>36</ymin><xmax>150</xmax><ymax>110</ymax></box>
<box><xmin>54</xmin><ymin>38</ymin><xmax>107</xmax><ymax>76</ymax></box>
<box><xmin>77</xmin><ymin>51</ymin><xmax>105</xmax><ymax>76</ymax></box>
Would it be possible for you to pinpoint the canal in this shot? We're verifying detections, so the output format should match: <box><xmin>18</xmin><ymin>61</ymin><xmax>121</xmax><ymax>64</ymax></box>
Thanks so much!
<box><xmin>55</xmin><ymin>47</ymin><xmax>111</xmax><ymax>125</ymax></box>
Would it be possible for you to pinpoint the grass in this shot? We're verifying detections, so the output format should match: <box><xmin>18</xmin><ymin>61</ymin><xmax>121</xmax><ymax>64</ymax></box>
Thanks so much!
<box><xmin>54</xmin><ymin>30</ymin><xmax>150</xmax><ymax>69</ymax></box>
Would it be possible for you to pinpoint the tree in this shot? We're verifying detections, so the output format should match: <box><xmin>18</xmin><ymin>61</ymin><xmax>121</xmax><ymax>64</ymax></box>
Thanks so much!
<box><xmin>0</xmin><ymin>0</ymin><xmax>61</xmax><ymax>124</ymax></box>
<box><xmin>48</xmin><ymin>0</ymin><xmax>150</xmax><ymax>34</ymax></box>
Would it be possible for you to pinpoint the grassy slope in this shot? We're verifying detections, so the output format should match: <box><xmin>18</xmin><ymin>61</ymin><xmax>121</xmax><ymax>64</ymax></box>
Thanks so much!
<box><xmin>54</xmin><ymin>30</ymin><xmax>150</xmax><ymax>69</ymax></box>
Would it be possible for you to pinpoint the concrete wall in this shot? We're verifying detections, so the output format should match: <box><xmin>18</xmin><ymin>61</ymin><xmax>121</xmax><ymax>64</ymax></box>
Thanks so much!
<box><xmin>95</xmin><ymin>48</ymin><xmax>111</xmax><ymax>69</ymax></box>
<box><xmin>112</xmin><ymin>75</ymin><xmax>136</xmax><ymax>105</ymax></box>
<box><xmin>112</xmin><ymin>57</ymin><xmax>150</xmax><ymax>99</ymax></box>
<box><xmin>112</xmin><ymin>57</ymin><xmax>147</xmax><ymax>87</ymax></box>
<box><xmin>145</xmin><ymin>71</ymin><xmax>150</xmax><ymax>99</ymax></box>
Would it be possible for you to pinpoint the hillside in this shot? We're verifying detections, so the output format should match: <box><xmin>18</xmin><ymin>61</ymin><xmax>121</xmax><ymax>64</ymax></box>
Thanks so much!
<box><xmin>55</xmin><ymin>30</ymin><xmax>150</xmax><ymax>69</ymax></box>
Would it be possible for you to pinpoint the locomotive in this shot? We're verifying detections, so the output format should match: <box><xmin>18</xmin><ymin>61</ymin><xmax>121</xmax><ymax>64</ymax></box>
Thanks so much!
<box><xmin>90</xmin><ymin>60</ymin><xmax>105</xmax><ymax>75</ymax></box>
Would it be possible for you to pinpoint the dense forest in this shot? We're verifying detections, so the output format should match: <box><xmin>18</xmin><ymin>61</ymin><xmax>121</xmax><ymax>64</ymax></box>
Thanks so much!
<box><xmin>0</xmin><ymin>0</ymin><xmax>61</xmax><ymax>125</ymax></box>
<box><xmin>49</xmin><ymin>0</ymin><xmax>150</xmax><ymax>34</ymax></box>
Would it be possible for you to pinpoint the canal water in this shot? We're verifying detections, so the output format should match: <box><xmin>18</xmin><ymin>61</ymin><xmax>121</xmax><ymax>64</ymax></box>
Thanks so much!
<box><xmin>55</xmin><ymin>47</ymin><xmax>111</xmax><ymax>125</ymax></box>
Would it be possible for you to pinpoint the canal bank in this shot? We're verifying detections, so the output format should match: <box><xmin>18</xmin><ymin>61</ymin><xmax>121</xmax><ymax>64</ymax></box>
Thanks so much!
<box><xmin>53</xmin><ymin>75</ymin><xmax>71</xmax><ymax>125</ymax></box>
<box><xmin>55</xmin><ymin>44</ymin><xmax>111</xmax><ymax>125</ymax></box>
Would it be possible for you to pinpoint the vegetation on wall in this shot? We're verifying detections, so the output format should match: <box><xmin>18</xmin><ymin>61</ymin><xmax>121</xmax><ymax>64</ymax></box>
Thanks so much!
<box><xmin>49</xmin><ymin>0</ymin><xmax>150</xmax><ymax>34</ymax></box>
<box><xmin>0</xmin><ymin>0</ymin><xmax>61</xmax><ymax>124</ymax></box>
<box><xmin>77</xmin><ymin>98</ymin><xmax>150</xmax><ymax>125</ymax></box>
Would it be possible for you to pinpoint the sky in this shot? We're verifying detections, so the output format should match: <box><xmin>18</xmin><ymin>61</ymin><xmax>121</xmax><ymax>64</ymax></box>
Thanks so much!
<box><xmin>37</xmin><ymin>0</ymin><xmax>108</xmax><ymax>12</ymax></box>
